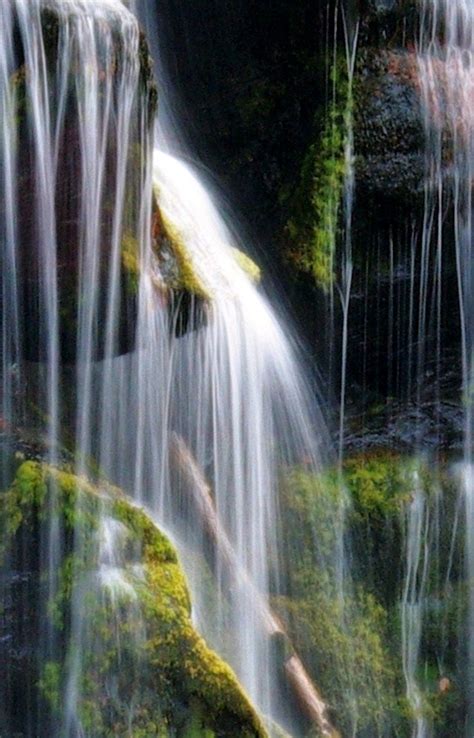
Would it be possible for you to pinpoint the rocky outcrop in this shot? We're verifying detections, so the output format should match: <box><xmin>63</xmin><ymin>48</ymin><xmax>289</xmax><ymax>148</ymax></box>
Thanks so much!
<box><xmin>0</xmin><ymin>459</ymin><xmax>268</xmax><ymax>737</ymax></box>
<box><xmin>354</xmin><ymin>48</ymin><xmax>425</xmax><ymax>211</ymax></box>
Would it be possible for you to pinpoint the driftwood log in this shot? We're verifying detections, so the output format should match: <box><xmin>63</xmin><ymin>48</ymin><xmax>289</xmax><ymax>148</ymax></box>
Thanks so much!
<box><xmin>170</xmin><ymin>432</ymin><xmax>340</xmax><ymax>738</ymax></box>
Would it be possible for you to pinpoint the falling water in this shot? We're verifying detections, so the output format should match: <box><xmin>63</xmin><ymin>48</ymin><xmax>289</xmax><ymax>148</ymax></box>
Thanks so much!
<box><xmin>0</xmin><ymin>0</ymin><xmax>337</xmax><ymax>734</ymax></box>
<box><xmin>418</xmin><ymin>2</ymin><xmax>474</xmax><ymax>734</ymax></box>
<box><xmin>0</xmin><ymin>0</ymin><xmax>154</xmax><ymax>733</ymax></box>
<box><xmin>401</xmin><ymin>476</ymin><xmax>431</xmax><ymax>738</ymax></box>
<box><xmin>152</xmin><ymin>149</ymin><xmax>329</xmax><ymax>724</ymax></box>
<box><xmin>337</xmin><ymin>10</ymin><xmax>358</xmax><ymax>466</ymax></box>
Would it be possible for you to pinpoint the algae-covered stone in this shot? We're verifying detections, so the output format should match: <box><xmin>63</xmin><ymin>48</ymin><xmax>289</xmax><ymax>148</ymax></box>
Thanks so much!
<box><xmin>0</xmin><ymin>461</ymin><xmax>267</xmax><ymax>738</ymax></box>
<box><xmin>278</xmin><ymin>460</ymin><xmax>402</xmax><ymax>738</ymax></box>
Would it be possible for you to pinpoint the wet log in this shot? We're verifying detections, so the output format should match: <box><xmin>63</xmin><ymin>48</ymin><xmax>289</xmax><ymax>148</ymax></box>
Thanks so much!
<box><xmin>170</xmin><ymin>432</ymin><xmax>340</xmax><ymax>738</ymax></box>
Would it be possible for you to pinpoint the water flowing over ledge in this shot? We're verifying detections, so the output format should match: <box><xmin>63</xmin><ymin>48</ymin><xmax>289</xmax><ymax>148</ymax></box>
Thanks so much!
<box><xmin>0</xmin><ymin>1</ymin><xmax>334</xmax><ymax>735</ymax></box>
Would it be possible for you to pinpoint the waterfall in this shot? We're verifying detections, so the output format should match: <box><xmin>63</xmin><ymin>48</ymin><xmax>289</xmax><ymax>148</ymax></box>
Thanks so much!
<box><xmin>0</xmin><ymin>0</ymin><xmax>156</xmax><ymax>733</ymax></box>
<box><xmin>152</xmin><ymin>149</ymin><xmax>329</xmax><ymax>723</ymax></box>
<box><xmin>418</xmin><ymin>2</ymin><xmax>474</xmax><ymax>734</ymax></box>
<box><xmin>11</xmin><ymin>0</ymin><xmax>474</xmax><ymax>734</ymax></box>
<box><xmin>401</xmin><ymin>476</ymin><xmax>431</xmax><ymax>738</ymax></box>
<box><xmin>0</xmin><ymin>0</ymin><xmax>334</xmax><ymax>735</ymax></box>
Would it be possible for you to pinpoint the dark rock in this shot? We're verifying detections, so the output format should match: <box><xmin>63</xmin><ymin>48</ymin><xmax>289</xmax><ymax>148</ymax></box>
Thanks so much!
<box><xmin>7</xmin><ymin>3</ymin><xmax>157</xmax><ymax>363</ymax></box>
<box><xmin>355</xmin><ymin>49</ymin><xmax>426</xmax><ymax>211</ymax></box>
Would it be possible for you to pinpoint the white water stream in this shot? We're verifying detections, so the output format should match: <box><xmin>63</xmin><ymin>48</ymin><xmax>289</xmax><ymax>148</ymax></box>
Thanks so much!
<box><xmin>0</xmin><ymin>0</ymin><xmax>330</xmax><ymax>734</ymax></box>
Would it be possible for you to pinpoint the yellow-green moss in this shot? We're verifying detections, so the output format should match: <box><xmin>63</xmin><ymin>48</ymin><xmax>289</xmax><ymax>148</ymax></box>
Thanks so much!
<box><xmin>273</xmin><ymin>583</ymin><xmax>399</xmax><ymax>738</ymax></box>
<box><xmin>344</xmin><ymin>450</ymin><xmax>422</xmax><ymax>520</ymax></box>
<box><xmin>159</xmin><ymin>212</ymin><xmax>212</xmax><ymax>301</ymax></box>
<box><xmin>279</xmin><ymin>451</ymin><xmax>463</xmax><ymax>737</ymax></box>
<box><xmin>121</xmin><ymin>232</ymin><xmax>141</xmax><ymax>295</ymax></box>
<box><xmin>1</xmin><ymin>460</ymin><xmax>267</xmax><ymax>738</ymax></box>
<box><xmin>38</xmin><ymin>662</ymin><xmax>62</xmax><ymax>714</ymax></box>
<box><xmin>231</xmin><ymin>247</ymin><xmax>261</xmax><ymax>283</ymax></box>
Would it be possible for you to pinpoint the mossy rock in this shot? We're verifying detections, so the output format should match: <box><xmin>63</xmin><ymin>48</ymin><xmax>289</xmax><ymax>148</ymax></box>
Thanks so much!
<box><xmin>278</xmin><ymin>450</ymin><xmax>465</xmax><ymax>737</ymax></box>
<box><xmin>231</xmin><ymin>248</ymin><xmax>261</xmax><ymax>284</ymax></box>
<box><xmin>0</xmin><ymin>461</ymin><xmax>267</xmax><ymax>738</ymax></box>
<box><xmin>273</xmin><ymin>584</ymin><xmax>402</xmax><ymax>738</ymax></box>
<box><xmin>278</xmin><ymin>456</ymin><xmax>406</xmax><ymax>735</ymax></box>
<box><xmin>160</xmin><ymin>212</ymin><xmax>212</xmax><ymax>301</ymax></box>
<box><xmin>150</xmin><ymin>201</ymin><xmax>211</xmax><ymax>303</ymax></box>
<box><xmin>151</xmin><ymin>196</ymin><xmax>261</xmax><ymax>301</ymax></box>
<box><xmin>284</xmin><ymin>54</ymin><xmax>350</xmax><ymax>291</ymax></box>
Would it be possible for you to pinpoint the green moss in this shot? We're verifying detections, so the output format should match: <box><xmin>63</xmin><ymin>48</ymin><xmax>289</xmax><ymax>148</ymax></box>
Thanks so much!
<box><xmin>274</xmin><ymin>583</ymin><xmax>402</xmax><ymax>738</ymax></box>
<box><xmin>0</xmin><ymin>460</ymin><xmax>47</xmax><ymax>558</ymax></box>
<box><xmin>344</xmin><ymin>450</ymin><xmax>420</xmax><ymax>520</ymax></box>
<box><xmin>285</xmin><ymin>56</ymin><xmax>352</xmax><ymax>291</ymax></box>
<box><xmin>159</xmin><ymin>213</ymin><xmax>212</xmax><ymax>301</ymax></box>
<box><xmin>39</xmin><ymin>661</ymin><xmax>62</xmax><ymax>714</ymax></box>
<box><xmin>281</xmin><ymin>467</ymin><xmax>343</xmax><ymax>575</ymax></box>
<box><xmin>231</xmin><ymin>247</ymin><xmax>261</xmax><ymax>283</ymax></box>
<box><xmin>279</xmin><ymin>459</ymin><xmax>406</xmax><ymax>735</ymax></box>
<box><xmin>278</xmin><ymin>462</ymin><xmax>406</xmax><ymax>735</ymax></box>
<box><xmin>279</xmin><ymin>451</ymin><xmax>465</xmax><ymax>737</ymax></box>
<box><xmin>121</xmin><ymin>232</ymin><xmax>141</xmax><ymax>295</ymax></box>
<box><xmin>0</xmin><ymin>460</ymin><xmax>267</xmax><ymax>738</ymax></box>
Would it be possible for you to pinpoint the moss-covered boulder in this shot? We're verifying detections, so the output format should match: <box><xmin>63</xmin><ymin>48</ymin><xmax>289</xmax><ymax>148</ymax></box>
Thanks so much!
<box><xmin>150</xmin><ymin>192</ymin><xmax>261</xmax><ymax>336</ymax></box>
<box><xmin>276</xmin><ymin>451</ymin><xmax>466</xmax><ymax>737</ymax></box>
<box><xmin>0</xmin><ymin>461</ymin><xmax>267</xmax><ymax>738</ymax></box>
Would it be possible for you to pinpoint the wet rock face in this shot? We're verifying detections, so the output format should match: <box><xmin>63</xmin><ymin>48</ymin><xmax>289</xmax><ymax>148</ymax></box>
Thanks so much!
<box><xmin>0</xmin><ymin>557</ymin><xmax>44</xmax><ymax>736</ymax></box>
<box><xmin>354</xmin><ymin>49</ymin><xmax>426</xmax><ymax>212</ymax></box>
<box><xmin>5</xmin><ymin>4</ymin><xmax>157</xmax><ymax>363</ymax></box>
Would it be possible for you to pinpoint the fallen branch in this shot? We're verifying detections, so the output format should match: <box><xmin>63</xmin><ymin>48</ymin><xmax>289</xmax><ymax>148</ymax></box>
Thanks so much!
<box><xmin>170</xmin><ymin>432</ymin><xmax>340</xmax><ymax>738</ymax></box>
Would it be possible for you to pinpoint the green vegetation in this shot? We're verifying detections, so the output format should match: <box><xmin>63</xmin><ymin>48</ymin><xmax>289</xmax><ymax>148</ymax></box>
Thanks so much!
<box><xmin>274</xmin><ymin>582</ymin><xmax>402</xmax><ymax>738</ymax></box>
<box><xmin>231</xmin><ymin>247</ymin><xmax>261</xmax><ymax>283</ymax></box>
<box><xmin>121</xmin><ymin>231</ymin><xmax>141</xmax><ymax>295</ymax></box>
<box><xmin>285</xmin><ymin>57</ymin><xmax>351</xmax><ymax>291</ymax></box>
<box><xmin>277</xmin><ymin>451</ymin><xmax>465</xmax><ymax>737</ymax></box>
<box><xmin>157</xmin><ymin>210</ymin><xmax>212</xmax><ymax>301</ymax></box>
<box><xmin>1</xmin><ymin>461</ymin><xmax>267</xmax><ymax>738</ymax></box>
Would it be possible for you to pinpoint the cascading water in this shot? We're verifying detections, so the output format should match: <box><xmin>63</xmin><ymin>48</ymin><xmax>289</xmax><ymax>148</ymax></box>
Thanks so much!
<box><xmin>401</xmin><ymin>476</ymin><xmax>431</xmax><ymax>738</ymax></box>
<box><xmin>11</xmin><ymin>0</ymin><xmax>474</xmax><ymax>735</ymax></box>
<box><xmin>0</xmin><ymin>1</ymin><xmax>155</xmax><ymax>733</ymax></box>
<box><xmin>418</xmin><ymin>2</ymin><xmax>474</xmax><ymax>734</ymax></box>
<box><xmin>152</xmin><ymin>149</ymin><xmax>330</xmax><ymax>725</ymax></box>
<box><xmin>0</xmin><ymin>0</ymin><xmax>340</xmax><ymax>735</ymax></box>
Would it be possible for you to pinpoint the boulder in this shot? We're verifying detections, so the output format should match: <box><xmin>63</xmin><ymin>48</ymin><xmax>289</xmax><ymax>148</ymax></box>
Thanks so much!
<box><xmin>0</xmin><ymin>460</ymin><xmax>268</xmax><ymax>737</ymax></box>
